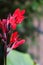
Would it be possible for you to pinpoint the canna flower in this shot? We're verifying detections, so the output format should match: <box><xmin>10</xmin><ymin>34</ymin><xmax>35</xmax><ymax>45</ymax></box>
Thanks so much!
<box><xmin>0</xmin><ymin>8</ymin><xmax>25</xmax><ymax>53</ymax></box>
<box><xmin>0</xmin><ymin>20</ymin><xmax>6</xmax><ymax>33</ymax></box>
<box><xmin>11</xmin><ymin>39</ymin><xmax>25</xmax><ymax>49</ymax></box>
<box><xmin>13</xmin><ymin>8</ymin><xmax>25</xmax><ymax>24</ymax></box>
<box><xmin>10</xmin><ymin>31</ymin><xmax>25</xmax><ymax>49</ymax></box>
<box><xmin>9</xmin><ymin>16</ymin><xmax>17</xmax><ymax>30</ymax></box>
<box><xmin>10</xmin><ymin>32</ymin><xmax>18</xmax><ymax>44</ymax></box>
<box><xmin>8</xmin><ymin>8</ymin><xmax>25</xmax><ymax>30</ymax></box>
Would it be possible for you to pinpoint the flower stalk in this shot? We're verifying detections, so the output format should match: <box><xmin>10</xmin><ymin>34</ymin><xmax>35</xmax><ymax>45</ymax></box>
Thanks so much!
<box><xmin>0</xmin><ymin>8</ymin><xmax>25</xmax><ymax>65</ymax></box>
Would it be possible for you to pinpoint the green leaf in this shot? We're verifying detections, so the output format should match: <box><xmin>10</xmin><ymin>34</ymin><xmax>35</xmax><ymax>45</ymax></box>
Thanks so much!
<box><xmin>7</xmin><ymin>50</ymin><xmax>34</xmax><ymax>65</ymax></box>
<box><xmin>32</xmin><ymin>2</ymin><xmax>39</xmax><ymax>11</ymax></box>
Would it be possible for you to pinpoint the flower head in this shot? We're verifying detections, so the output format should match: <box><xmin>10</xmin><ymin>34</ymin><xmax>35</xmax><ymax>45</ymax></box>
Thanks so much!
<box><xmin>8</xmin><ymin>8</ymin><xmax>25</xmax><ymax>30</ymax></box>
<box><xmin>0</xmin><ymin>8</ymin><xmax>25</xmax><ymax>53</ymax></box>
<box><xmin>10</xmin><ymin>31</ymin><xmax>25</xmax><ymax>49</ymax></box>
<box><xmin>11</xmin><ymin>39</ymin><xmax>25</xmax><ymax>49</ymax></box>
<box><xmin>10</xmin><ymin>32</ymin><xmax>18</xmax><ymax>44</ymax></box>
<box><xmin>13</xmin><ymin>8</ymin><xmax>25</xmax><ymax>24</ymax></box>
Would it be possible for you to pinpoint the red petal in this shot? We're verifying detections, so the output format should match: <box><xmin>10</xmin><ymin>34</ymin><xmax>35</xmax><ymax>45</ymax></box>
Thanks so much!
<box><xmin>10</xmin><ymin>32</ymin><xmax>18</xmax><ymax>44</ymax></box>
<box><xmin>11</xmin><ymin>23</ymin><xmax>16</xmax><ymax>30</ymax></box>
<box><xmin>16</xmin><ymin>16</ymin><xmax>24</xmax><ymax>24</ymax></box>
<box><xmin>21</xmin><ymin>10</ymin><xmax>25</xmax><ymax>15</ymax></box>
<box><xmin>0</xmin><ymin>21</ymin><xmax>6</xmax><ymax>33</ymax></box>
<box><xmin>0</xmin><ymin>21</ymin><xmax>2</xmax><ymax>28</ymax></box>
<box><xmin>2</xmin><ymin>19</ymin><xmax>7</xmax><ymax>24</ymax></box>
<box><xmin>11</xmin><ymin>39</ymin><xmax>25</xmax><ymax>49</ymax></box>
<box><xmin>9</xmin><ymin>17</ymin><xmax>15</xmax><ymax>24</ymax></box>
<box><xmin>13</xmin><ymin>8</ymin><xmax>20</xmax><ymax>17</ymax></box>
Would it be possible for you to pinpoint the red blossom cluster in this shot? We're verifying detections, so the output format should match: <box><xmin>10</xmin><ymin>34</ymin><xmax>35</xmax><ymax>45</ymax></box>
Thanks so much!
<box><xmin>0</xmin><ymin>8</ymin><xmax>25</xmax><ymax>52</ymax></box>
<box><xmin>7</xmin><ymin>8</ymin><xmax>25</xmax><ymax>30</ymax></box>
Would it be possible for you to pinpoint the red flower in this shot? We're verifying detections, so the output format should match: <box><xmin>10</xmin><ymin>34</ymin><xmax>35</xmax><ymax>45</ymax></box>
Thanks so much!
<box><xmin>15</xmin><ymin>16</ymin><xmax>24</xmax><ymax>24</ymax></box>
<box><xmin>11</xmin><ymin>23</ymin><xmax>16</xmax><ymax>30</ymax></box>
<box><xmin>10</xmin><ymin>32</ymin><xmax>18</xmax><ymax>44</ymax></box>
<box><xmin>2</xmin><ymin>19</ymin><xmax>7</xmax><ymax>25</ymax></box>
<box><xmin>0</xmin><ymin>20</ymin><xmax>6</xmax><ymax>33</ymax></box>
<box><xmin>11</xmin><ymin>39</ymin><xmax>25</xmax><ymax>49</ymax></box>
<box><xmin>13</xmin><ymin>8</ymin><xmax>25</xmax><ymax>24</ymax></box>
<box><xmin>10</xmin><ymin>17</ymin><xmax>17</xmax><ymax>30</ymax></box>
<box><xmin>13</xmin><ymin>8</ymin><xmax>25</xmax><ymax>17</ymax></box>
<box><xmin>0</xmin><ymin>8</ymin><xmax>25</xmax><ymax>52</ymax></box>
<box><xmin>10</xmin><ymin>31</ymin><xmax>25</xmax><ymax>49</ymax></box>
<box><xmin>8</xmin><ymin>8</ymin><xmax>25</xmax><ymax>30</ymax></box>
<box><xmin>2</xmin><ymin>19</ymin><xmax>7</xmax><ymax>32</ymax></box>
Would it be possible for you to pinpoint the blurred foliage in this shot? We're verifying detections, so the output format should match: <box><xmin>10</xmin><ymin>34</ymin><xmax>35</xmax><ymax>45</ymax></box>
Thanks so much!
<box><xmin>7</xmin><ymin>50</ymin><xmax>34</xmax><ymax>65</ymax></box>
<box><xmin>0</xmin><ymin>0</ymin><xmax>43</xmax><ymax>53</ymax></box>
